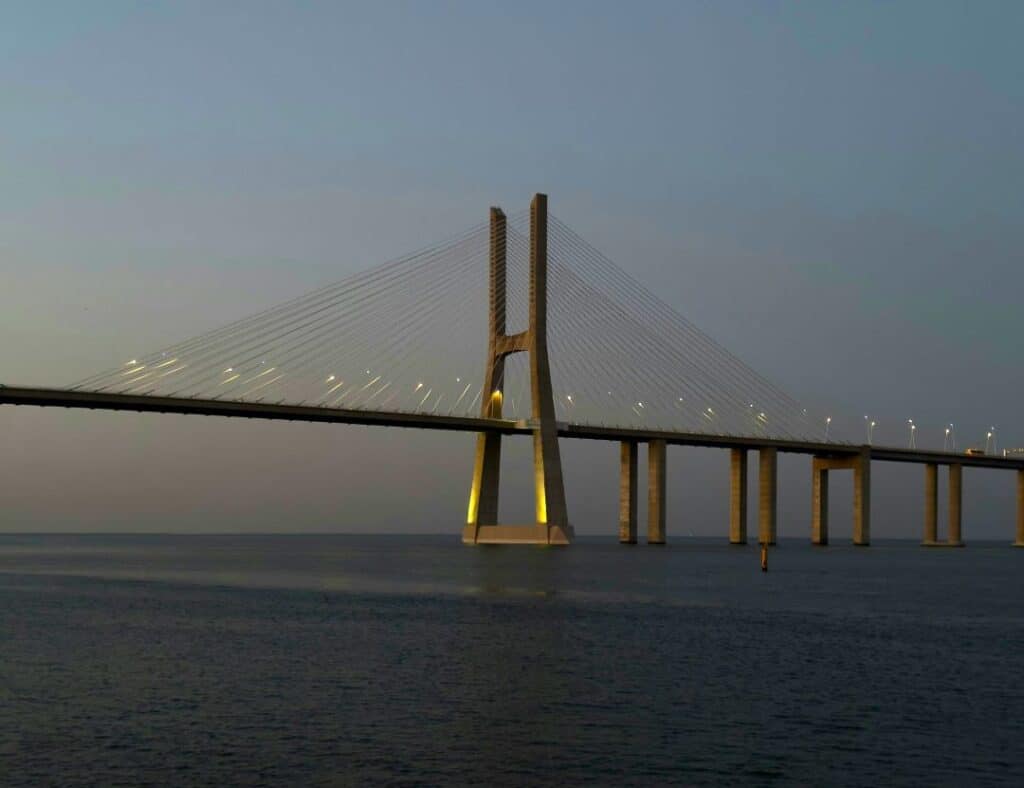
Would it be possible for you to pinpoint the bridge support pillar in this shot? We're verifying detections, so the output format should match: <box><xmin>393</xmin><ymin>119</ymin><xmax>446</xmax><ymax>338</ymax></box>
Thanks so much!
<box><xmin>923</xmin><ymin>463</ymin><xmax>939</xmax><ymax>545</ymax></box>
<box><xmin>729</xmin><ymin>448</ymin><xmax>747</xmax><ymax>544</ymax></box>
<box><xmin>1016</xmin><ymin>470</ymin><xmax>1024</xmax><ymax>547</ymax></box>
<box><xmin>810</xmin><ymin>451</ymin><xmax>870</xmax><ymax>545</ymax></box>
<box><xmin>619</xmin><ymin>441</ymin><xmax>638</xmax><ymax>544</ymax></box>
<box><xmin>853</xmin><ymin>449</ymin><xmax>871</xmax><ymax>546</ymax></box>
<box><xmin>463</xmin><ymin>195</ymin><xmax>573</xmax><ymax>545</ymax></box>
<box><xmin>647</xmin><ymin>440</ymin><xmax>666</xmax><ymax>544</ymax></box>
<box><xmin>758</xmin><ymin>448</ymin><xmax>777</xmax><ymax>545</ymax></box>
<box><xmin>811</xmin><ymin>459</ymin><xmax>829</xmax><ymax>545</ymax></box>
<box><xmin>948</xmin><ymin>463</ymin><xmax>964</xmax><ymax>546</ymax></box>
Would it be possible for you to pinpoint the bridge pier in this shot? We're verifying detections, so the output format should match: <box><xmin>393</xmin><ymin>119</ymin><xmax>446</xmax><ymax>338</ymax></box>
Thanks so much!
<box><xmin>758</xmin><ymin>448</ymin><xmax>777</xmax><ymax>545</ymax></box>
<box><xmin>1016</xmin><ymin>470</ymin><xmax>1024</xmax><ymax>547</ymax></box>
<box><xmin>923</xmin><ymin>463</ymin><xmax>939</xmax><ymax>545</ymax></box>
<box><xmin>647</xmin><ymin>440</ymin><xmax>667</xmax><ymax>544</ymax></box>
<box><xmin>808</xmin><ymin>449</ymin><xmax>870</xmax><ymax>545</ymax></box>
<box><xmin>619</xmin><ymin>441</ymin><xmax>638</xmax><ymax>544</ymax></box>
<box><xmin>729</xmin><ymin>448</ymin><xmax>748</xmax><ymax>544</ymax></box>
<box><xmin>811</xmin><ymin>458</ymin><xmax>829</xmax><ymax>545</ymax></box>
<box><xmin>948</xmin><ymin>463</ymin><xmax>964</xmax><ymax>546</ymax></box>
<box><xmin>853</xmin><ymin>448</ymin><xmax>871</xmax><ymax>546</ymax></box>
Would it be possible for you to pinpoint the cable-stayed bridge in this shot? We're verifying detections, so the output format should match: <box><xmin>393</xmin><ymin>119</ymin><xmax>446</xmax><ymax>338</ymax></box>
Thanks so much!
<box><xmin>2</xmin><ymin>194</ymin><xmax>1022</xmax><ymax>547</ymax></box>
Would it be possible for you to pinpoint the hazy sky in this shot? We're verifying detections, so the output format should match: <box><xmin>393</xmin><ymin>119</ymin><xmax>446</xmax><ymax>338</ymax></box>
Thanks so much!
<box><xmin>2</xmin><ymin>1</ymin><xmax>1022</xmax><ymax>538</ymax></box>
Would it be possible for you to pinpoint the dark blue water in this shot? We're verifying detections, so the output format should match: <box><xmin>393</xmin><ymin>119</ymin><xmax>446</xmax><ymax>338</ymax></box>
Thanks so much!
<box><xmin>2</xmin><ymin>534</ymin><xmax>1022</xmax><ymax>786</ymax></box>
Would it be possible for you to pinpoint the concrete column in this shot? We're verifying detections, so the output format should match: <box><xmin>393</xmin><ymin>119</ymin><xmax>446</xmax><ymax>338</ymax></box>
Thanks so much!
<box><xmin>852</xmin><ymin>448</ymin><xmax>871</xmax><ymax>546</ymax></box>
<box><xmin>923</xmin><ymin>463</ymin><xmax>938</xmax><ymax>545</ymax></box>
<box><xmin>464</xmin><ymin>208</ymin><xmax>507</xmax><ymax>543</ymax></box>
<box><xmin>528</xmin><ymin>193</ymin><xmax>570</xmax><ymax>542</ymax></box>
<box><xmin>1016</xmin><ymin>470</ymin><xmax>1024</xmax><ymax>547</ymax></box>
<box><xmin>729</xmin><ymin>449</ymin><xmax>748</xmax><ymax>544</ymax></box>
<box><xmin>619</xmin><ymin>441</ymin><xmax>638</xmax><ymax>544</ymax></box>
<box><xmin>758</xmin><ymin>448</ymin><xmax>777</xmax><ymax>545</ymax></box>
<box><xmin>948</xmin><ymin>463</ymin><xmax>963</xmax><ymax>546</ymax></box>
<box><xmin>811</xmin><ymin>459</ymin><xmax>829</xmax><ymax>545</ymax></box>
<box><xmin>647</xmin><ymin>440</ymin><xmax>667</xmax><ymax>545</ymax></box>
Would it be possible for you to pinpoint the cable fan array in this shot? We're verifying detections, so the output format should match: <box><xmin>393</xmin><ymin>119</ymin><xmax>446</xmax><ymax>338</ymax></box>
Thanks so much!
<box><xmin>73</xmin><ymin>211</ymin><xmax>842</xmax><ymax>442</ymax></box>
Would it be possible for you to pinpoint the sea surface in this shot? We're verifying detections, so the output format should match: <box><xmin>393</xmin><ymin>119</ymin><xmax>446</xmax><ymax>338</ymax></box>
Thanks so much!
<box><xmin>1</xmin><ymin>533</ymin><xmax>1023</xmax><ymax>787</ymax></box>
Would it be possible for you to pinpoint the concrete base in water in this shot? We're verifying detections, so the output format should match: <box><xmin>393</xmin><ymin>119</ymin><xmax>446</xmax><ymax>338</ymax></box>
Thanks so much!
<box><xmin>462</xmin><ymin>523</ymin><xmax>574</xmax><ymax>545</ymax></box>
<box><xmin>921</xmin><ymin>540</ymin><xmax>965</xmax><ymax>548</ymax></box>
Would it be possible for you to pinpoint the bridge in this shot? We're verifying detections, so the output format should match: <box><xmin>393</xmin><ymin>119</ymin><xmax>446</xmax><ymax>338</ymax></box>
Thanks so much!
<box><xmin>3</xmin><ymin>194</ymin><xmax>1022</xmax><ymax>547</ymax></box>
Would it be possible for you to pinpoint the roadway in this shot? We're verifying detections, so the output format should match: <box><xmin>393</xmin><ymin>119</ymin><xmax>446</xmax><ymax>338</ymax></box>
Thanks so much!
<box><xmin>1</xmin><ymin>385</ymin><xmax>1021</xmax><ymax>471</ymax></box>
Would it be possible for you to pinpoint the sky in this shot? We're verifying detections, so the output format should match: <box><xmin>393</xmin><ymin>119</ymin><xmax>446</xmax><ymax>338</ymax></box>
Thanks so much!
<box><xmin>1</xmin><ymin>1</ymin><xmax>1022</xmax><ymax>538</ymax></box>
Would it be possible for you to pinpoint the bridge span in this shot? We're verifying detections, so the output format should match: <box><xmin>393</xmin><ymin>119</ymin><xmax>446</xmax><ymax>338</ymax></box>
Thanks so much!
<box><xmin>5</xmin><ymin>193</ymin><xmax>1023</xmax><ymax>548</ymax></box>
<box><xmin>3</xmin><ymin>384</ymin><xmax>1022</xmax><ymax>548</ymax></box>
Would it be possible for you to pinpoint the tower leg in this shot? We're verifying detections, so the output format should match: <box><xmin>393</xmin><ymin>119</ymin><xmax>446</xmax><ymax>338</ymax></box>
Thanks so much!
<box><xmin>528</xmin><ymin>194</ymin><xmax>571</xmax><ymax>544</ymax></box>
<box><xmin>647</xmin><ymin>440</ymin><xmax>666</xmax><ymax>544</ymax></box>
<box><xmin>811</xmin><ymin>459</ymin><xmax>829</xmax><ymax>545</ymax></box>
<box><xmin>758</xmin><ymin>448</ymin><xmax>777</xmax><ymax>545</ymax></box>
<box><xmin>923</xmin><ymin>463</ymin><xmax>938</xmax><ymax>545</ymax></box>
<box><xmin>729</xmin><ymin>448</ymin><xmax>748</xmax><ymax>544</ymax></box>
<box><xmin>464</xmin><ymin>430</ymin><xmax>502</xmax><ymax>544</ymax></box>
<box><xmin>619</xmin><ymin>441</ymin><xmax>638</xmax><ymax>544</ymax></box>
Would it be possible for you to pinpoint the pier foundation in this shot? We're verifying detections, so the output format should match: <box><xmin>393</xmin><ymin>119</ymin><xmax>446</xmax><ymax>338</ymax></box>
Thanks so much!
<box><xmin>619</xmin><ymin>441</ymin><xmax>638</xmax><ymax>544</ymax></box>
<box><xmin>729</xmin><ymin>448</ymin><xmax>748</xmax><ymax>544</ymax></box>
<box><xmin>758</xmin><ymin>448</ymin><xmax>777</xmax><ymax>545</ymax></box>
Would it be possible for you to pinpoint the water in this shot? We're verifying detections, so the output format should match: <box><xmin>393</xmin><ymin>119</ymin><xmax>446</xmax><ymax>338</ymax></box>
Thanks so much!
<box><xmin>2</xmin><ymin>534</ymin><xmax>1023</xmax><ymax>787</ymax></box>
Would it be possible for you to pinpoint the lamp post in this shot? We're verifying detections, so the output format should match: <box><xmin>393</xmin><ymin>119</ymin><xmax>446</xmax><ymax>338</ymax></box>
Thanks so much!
<box><xmin>944</xmin><ymin>426</ymin><xmax>951</xmax><ymax>452</ymax></box>
<box><xmin>908</xmin><ymin>419</ymin><xmax>916</xmax><ymax>449</ymax></box>
<box><xmin>824</xmin><ymin>416</ymin><xmax>832</xmax><ymax>442</ymax></box>
<box><xmin>864</xmin><ymin>417</ymin><xmax>876</xmax><ymax>445</ymax></box>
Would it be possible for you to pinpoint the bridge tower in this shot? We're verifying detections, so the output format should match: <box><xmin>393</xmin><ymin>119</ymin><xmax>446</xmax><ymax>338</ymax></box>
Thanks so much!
<box><xmin>462</xmin><ymin>194</ymin><xmax>573</xmax><ymax>545</ymax></box>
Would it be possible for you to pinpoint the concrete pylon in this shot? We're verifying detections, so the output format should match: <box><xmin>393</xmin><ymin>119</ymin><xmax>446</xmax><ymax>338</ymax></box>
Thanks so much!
<box><xmin>923</xmin><ymin>463</ymin><xmax>939</xmax><ymax>545</ymax></box>
<box><xmin>729</xmin><ymin>448</ymin><xmax>748</xmax><ymax>544</ymax></box>
<box><xmin>853</xmin><ymin>448</ymin><xmax>871</xmax><ymax>546</ymax></box>
<box><xmin>758</xmin><ymin>448</ymin><xmax>777</xmax><ymax>545</ymax></box>
<box><xmin>647</xmin><ymin>440</ymin><xmax>667</xmax><ymax>544</ymax></box>
<box><xmin>619</xmin><ymin>441</ymin><xmax>638</xmax><ymax>544</ymax></box>
<box><xmin>948</xmin><ymin>463</ymin><xmax>964</xmax><ymax>546</ymax></box>
<box><xmin>811</xmin><ymin>458</ymin><xmax>829</xmax><ymax>545</ymax></box>
<box><xmin>1016</xmin><ymin>470</ymin><xmax>1024</xmax><ymax>547</ymax></box>
<box><xmin>463</xmin><ymin>194</ymin><xmax>573</xmax><ymax>545</ymax></box>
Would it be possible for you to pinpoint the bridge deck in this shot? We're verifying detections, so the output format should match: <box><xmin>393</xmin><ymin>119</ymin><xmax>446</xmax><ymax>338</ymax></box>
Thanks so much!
<box><xmin>1</xmin><ymin>386</ymin><xmax>1020</xmax><ymax>471</ymax></box>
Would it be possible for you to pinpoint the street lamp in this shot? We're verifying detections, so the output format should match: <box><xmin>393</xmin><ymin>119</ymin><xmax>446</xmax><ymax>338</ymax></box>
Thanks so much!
<box><xmin>908</xmin><ymin>419</ymin><xmax>916</xmax><ymax>449</ymax></box>
<box><xmin>944</xmin><ymin>426</ymin><xmax>951</xmax><ymax>452</ymax></box>
<box><xmin>824</xmin><ymin>416</ymin><xmax>832</xmax><ymax>442</ymax></box>
<box><xmin>864</xmin><ymin>417</ymin><xmax>876</xmax><ymax>445</ymax></box>
<box><xmin>986</xmin><ymin>427</ymin><xmax>996</xmax><ymax>455</ymax></box>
